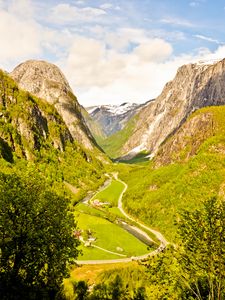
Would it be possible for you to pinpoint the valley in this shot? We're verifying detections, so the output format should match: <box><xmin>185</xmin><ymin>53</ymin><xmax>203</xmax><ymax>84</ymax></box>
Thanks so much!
<box><xmin>1</xmin><ymin>56</ymin><xmax>225</xmax><ymax>299</ymax></box>
<box><xmin>74</xmin><ymin>173</ymin><xmax>164</xmax><ymax>263</ymax></box>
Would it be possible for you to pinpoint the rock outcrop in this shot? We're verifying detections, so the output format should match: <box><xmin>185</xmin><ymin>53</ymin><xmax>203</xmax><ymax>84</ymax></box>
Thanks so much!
<box><xmin>10</xmin><ymin>60</ymin><xmax>95</xmax><ymax>150</ymax></box>
<box><xmin>122</xmin><ymin>59</ymin><xmax>225</xmax><ymax>157</ymax></box>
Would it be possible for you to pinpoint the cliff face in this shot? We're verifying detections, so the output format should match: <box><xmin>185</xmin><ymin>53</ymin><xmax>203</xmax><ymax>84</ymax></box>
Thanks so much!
<box><xmin>154</xmin><ymin>110</ymin><xmax>214</xmax><ymax>166</ymax></box>
<box><xmin>122</xmin><ymin>59</ymin><xmax>225</xmax><ymax>157</ymax></box>
<box><xmin>0</xmin><ymin>69</ymin><xmax>73</xmax><ymax>161</ymax></box>
<box><xmin>10</xmin><ymin>60</ymin><xmax>95</xmax><ymax>150</ymax></box>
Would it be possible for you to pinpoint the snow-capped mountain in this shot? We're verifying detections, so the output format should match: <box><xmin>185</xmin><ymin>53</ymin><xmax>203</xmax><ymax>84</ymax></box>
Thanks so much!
<box><xmin>86</xmin><ymin>101</ymin><xmax>153</xmax><ymax>136</ymax></box>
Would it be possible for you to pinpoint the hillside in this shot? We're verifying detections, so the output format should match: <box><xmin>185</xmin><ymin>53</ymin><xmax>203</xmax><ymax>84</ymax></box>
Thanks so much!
<box><xmin>0</xmin><ymin>69</ymin><xmax>106</xmax><ymax>201</ymax></box>
<box><xmin>118</xmin><ymin>59</ymin><xmax>225</xmax><ymax>158</ymax></box>
<box><xmin>119</xmin><ymin>105</ymin><xmax>225</xmax><ymax>240</ymax></box>
<box><xmin>95</xmin><ymin>115</ymin><xmax>139</xmax><ymax>159</ymax></box>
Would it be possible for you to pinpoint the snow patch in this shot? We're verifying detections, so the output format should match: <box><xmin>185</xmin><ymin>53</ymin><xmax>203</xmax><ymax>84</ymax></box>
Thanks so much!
<box><xmin>104</xmin><ymin>102</ymin><xmax>138</xmax><ymax>115</ymax></box>
<box><xmin>86</xmin><ymin>106</ymin><xmax>100</xmax><ymax>114</ymax></box>
<box><xmin>127</xmin><ymin>110</ymin><xmax>166</xmax><ymax>156</ymax></box>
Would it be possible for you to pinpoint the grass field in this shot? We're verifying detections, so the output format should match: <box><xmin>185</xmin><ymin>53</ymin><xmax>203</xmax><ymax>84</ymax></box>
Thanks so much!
<box><xmin>70</xmin><ymin>262</ymin><xmax>138</xmax><ymax>284</ymax></box>
<box><xmin>75</xmin><ymin>212</ymin><xmax>148</xmax><ymax>260</ymax></box>
<box><xmin>92</xmin><ymin>179</ymin><xmax>125</xmax><ymax>207</ymax></box>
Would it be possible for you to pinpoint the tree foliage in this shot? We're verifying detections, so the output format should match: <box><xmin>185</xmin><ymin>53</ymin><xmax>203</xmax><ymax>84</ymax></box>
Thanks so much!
<box><xmin>178</xmin><ymin>197</ymin><xmax>225</xmax><ymax>299</ymax></box>
<box><xmin>0</xmin><ymin>171</ymin><xmax>80</xmax><ymax>299</ymax></box>
<box><xmin>145</xmin><ymin>197</ymin><xmax>225</xmax><ymax>299</ymax></box>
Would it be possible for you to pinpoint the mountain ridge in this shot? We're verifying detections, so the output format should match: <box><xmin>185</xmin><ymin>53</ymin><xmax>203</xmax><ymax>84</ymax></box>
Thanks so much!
<box><xmin>85</xmin><ymin>100</ymin><xmax>153</xmax><ymax>137</ymax></box>
<box><xmin>10</xmin><ymin>60</ymin><xmax>96</xmax><ymax>150</ymax></box>
<box><xmin>120</xmin><ymin>58</ymin><xmax>225</xmax><ymax>158</ymax></box>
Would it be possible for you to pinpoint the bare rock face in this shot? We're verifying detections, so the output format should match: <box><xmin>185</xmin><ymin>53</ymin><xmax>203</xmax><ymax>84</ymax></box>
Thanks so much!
<box><xmin>122</xmin><ymin>58</ymin><xmax>225</xmax><ymax>157</ymax></box>
<box><xmin>154</xmin><ymin>111</ymin><xmax>214</xmax><ymax>167</ymax></box>
<box><xmin>10</xmin><ymin>60</ymin><xmax>94</xmax><ymax>150</ymax></box>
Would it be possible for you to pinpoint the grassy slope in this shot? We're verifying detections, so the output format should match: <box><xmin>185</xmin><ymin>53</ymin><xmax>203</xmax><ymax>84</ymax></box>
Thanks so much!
<box><xmin>95</xmin><ymin>115</ymin><xmax>138</xmax><ymax>158</ymax></box>
<box><xmin>0</xmin><ymin>70</ymin><xmax>107</xmax><ymax>202</ymax></box>
<box><xmin>118</xmin><ymin>106</ymin><xmax>225</xmax><ymax>241</ymax></box>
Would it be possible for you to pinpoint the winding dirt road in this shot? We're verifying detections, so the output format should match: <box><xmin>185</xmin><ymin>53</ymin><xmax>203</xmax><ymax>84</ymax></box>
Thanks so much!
<box><xmin>76</xmin><ymin>173</ymin><xmax>168</xmax><ymax>265</ymax></box>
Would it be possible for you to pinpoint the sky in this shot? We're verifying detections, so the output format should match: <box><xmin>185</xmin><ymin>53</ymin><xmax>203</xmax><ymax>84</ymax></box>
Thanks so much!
<box><xmin>1</xmin><ymin>0</ymin><xmax>225</xmax><ymax>106</ymax></box>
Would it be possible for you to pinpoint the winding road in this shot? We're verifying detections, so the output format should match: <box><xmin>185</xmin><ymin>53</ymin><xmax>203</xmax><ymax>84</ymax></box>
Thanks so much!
<box><xmin>76</xmin><ymin>173</ymin><xmax>168</xmax><ymax>265</ymax></box>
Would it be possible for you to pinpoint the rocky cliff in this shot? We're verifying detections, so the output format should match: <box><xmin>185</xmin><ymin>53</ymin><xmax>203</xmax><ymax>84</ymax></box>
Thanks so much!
<box><xmin>122</xmin><ymin>59</ymin><xmax>225</xmax><ymax>157</ymax></box>
<box><xmin>0</xmin><ymin>69</ymin><xmax>73</xmax><ymax>160</ymax></box>
<box><xmin>10</xmin><ymin>60</ymin><xmax>95</xmax><ymax>150</ymax></box>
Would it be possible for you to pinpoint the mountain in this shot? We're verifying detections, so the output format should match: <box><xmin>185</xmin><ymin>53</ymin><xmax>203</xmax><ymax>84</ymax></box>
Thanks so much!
<box><xmin>0</xmin><ymin>68</ymin><xmax>106</xmax><ymax>200</ymax></box>
<box><xmin>120</xmin><ymin>104</ymin><xmax>225</xmax><ymax>240</ymax></box>
<box><xmin>120</xmin><ymin>59</ymin><xmax>225</xmax><ymax>158</ymax></box>
<box><xmin>10</xmin><ymin>60</ymin><xmax>95</xmax><ymax>150</ymax></box>
<box><xmin>86</xmin><ymin>101</ymin><xmax>152</xmax><ymax>137</ymax></box>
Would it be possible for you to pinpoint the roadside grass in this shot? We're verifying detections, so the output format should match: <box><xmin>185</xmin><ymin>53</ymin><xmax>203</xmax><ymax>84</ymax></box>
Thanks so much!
<box><xmin>105</xmin><ymin>207</ymin><xmax>125</xmax><ymax>218</ymax></box>
<box><xmin>92</xmin><ymin>179</ymin><xmax>125</xmax><ymax>207</ymax></box>
<box><xmin>75</xmin><ymin>212</ymin><xmax>148</xmax><ymax>260</ymax></box>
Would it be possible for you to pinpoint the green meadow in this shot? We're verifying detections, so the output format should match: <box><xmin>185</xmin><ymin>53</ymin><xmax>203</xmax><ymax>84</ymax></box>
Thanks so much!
<box><xmin>75</xmin><ymin>212</ymin><xmax>148</xmax><ymax>260</ymax></box>
<box><xmin>92</xmin><ymin>179</ymin><xmax>125</xmax><ymax>207</ymax></box>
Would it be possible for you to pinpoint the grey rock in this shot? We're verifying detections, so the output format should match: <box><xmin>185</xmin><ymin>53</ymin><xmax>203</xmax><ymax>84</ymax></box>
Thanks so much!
<box><xmin>122</xmin><ymin>59</ymin><xmax>225</xmax><ymax>157</ymax></box>
<box><xmin>10</xmin><ymin>60</ymin><xmax>95</xmax><ymax>150</ymax></box>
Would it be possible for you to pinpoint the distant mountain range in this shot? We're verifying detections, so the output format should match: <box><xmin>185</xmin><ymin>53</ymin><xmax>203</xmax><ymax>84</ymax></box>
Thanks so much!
<box><xmin>85</xmin><ymin>101</ymin><xmax>153</xmax><ymax>137</ymax></box>
<box><xmin>89</xmin><ymin>58</ymin><xmax>225</xmax><ymax>159</ymax></box>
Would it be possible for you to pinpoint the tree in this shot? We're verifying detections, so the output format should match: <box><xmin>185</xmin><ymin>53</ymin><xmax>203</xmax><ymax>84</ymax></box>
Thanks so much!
<box><xmin>132</xmin><ymin>286</ymin><xmax>147</xmax><ymax>300</ymax></box>
<box><xmin>0</xmin><ymin>171</ymin><xmax>80</xmax><ymax>299</ymax></box>
<box><xmin>178</xmin><ymin>197</ymin><xmax>225</xmax><ymax>299</ymax></box>
<box><xmin>73</xmin><ymin>280</ymin><xmax>89</xmax><ymax>300</ymax></box>
<box><xmin>110</xmin><ymin>275</ymin><xmax>124</xmax><ymax>300</ymax></box>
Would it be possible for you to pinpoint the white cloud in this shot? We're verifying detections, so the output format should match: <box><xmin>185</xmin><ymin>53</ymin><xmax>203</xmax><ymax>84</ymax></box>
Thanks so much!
<box><xmin>189</xmin><ymin>2</ymin><xmax>199</xmax><ymax>7</ymax></box>
<box><xmin>58</xmin><ymin>33</ymin><xmax>225</xmax><ymax>106</ymax></box>
<box><xmin>0</xmin><ymin>9</ymin><xmax>42</xmax><ymax>67</ymax></box>
<box><xmin>194</xmin><ymin>34</ymin><xmax>221</xmax><ymax>44</ymax></box>
<box><xmin>50</xmin><ymin>3</ymin><xmax>106</xmax><ymax>24</ymax></box>
<box><xmin>58</xmin><ymin>35</ymin><xmax>176</xmax><ymax>105</ymax></box>
<box><xmin>0</xmin><ymin>0</ymin><xmax>223</xmax><ymax>109</ymax></box>
<box><xmin>9</xmin><ymin>0</ymin><xmax>35</xmax><ymax>19</ymax></box>
<box><xmin>189</xmin><ymin>0</ymin><xmax>205</xmax><ymax>7</ymax></box>
<box><xmin>100</xmin><ymin>3</ymin><xmax>113</xmax><ymax>10</ymax></box>
<box><xmin>133</xmin><ymin>39</ymin><xmax>173</xmax><ymax>63</ymax></box>
<box><xmin>161</xmin><ymin>17</ymin><xmax>194</xmax><ymax>27</ymax></box>
<box><xmin>0</xmin><ymin>1</ymin><xmax>74</xmax><ymax>71</ymax></box>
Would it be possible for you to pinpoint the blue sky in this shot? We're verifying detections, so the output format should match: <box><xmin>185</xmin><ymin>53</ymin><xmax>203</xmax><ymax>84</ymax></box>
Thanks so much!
<box><xmin>0</xmin><ymin>0</ymin><xmax>225</xmax><ymax>106</ymax></box>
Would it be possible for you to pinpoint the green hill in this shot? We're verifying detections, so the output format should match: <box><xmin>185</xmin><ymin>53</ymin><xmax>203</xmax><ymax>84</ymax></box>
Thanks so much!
<box><xmin>118</xmin><ymin>106</ymin><xmax>225</xmax><ymax>240</ymax></box>
<box><xmin>0</xmin><ymin>70</ymin><xmax>107</xmax><ymax>201</ymax></box>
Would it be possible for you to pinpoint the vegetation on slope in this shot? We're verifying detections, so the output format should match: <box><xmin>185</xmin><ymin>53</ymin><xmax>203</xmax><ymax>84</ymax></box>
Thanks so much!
<box><xmin>0</xmin><ymin>70</ymin><xmax>107</xmax><ymax>202</ymax></box>
<box><xmin>95</xmin><ymin>115</ymin><xmax>138</xmax><ymax>158</ymax></box>
<box><xmin>118</xmin><ymin>106</ymin><xmax>225</xmax><ymax>240</ymax></box>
